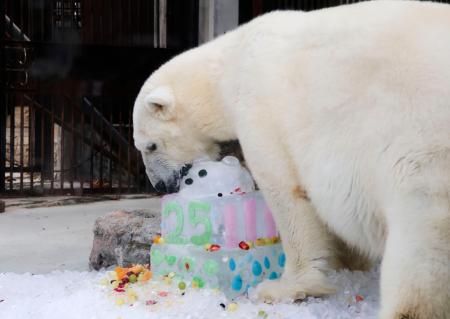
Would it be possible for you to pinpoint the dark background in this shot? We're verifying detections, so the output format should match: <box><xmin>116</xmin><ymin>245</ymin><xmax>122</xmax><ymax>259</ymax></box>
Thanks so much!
<box><xmin>1</xmin><ymin>0</ymin><xmax>449</xmax><ymax>196</ymax></box>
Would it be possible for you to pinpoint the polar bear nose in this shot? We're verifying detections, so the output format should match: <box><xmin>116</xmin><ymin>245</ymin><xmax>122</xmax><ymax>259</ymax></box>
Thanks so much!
<box><xmin>154</xmin><ymin>181</ymin><xmax>167</xmax><ymax>193</ymax></box>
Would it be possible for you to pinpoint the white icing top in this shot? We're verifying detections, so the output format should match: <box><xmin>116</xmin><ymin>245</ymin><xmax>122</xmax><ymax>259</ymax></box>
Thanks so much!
<box><xmin>178</xmin><ymin>156</ymin><xmax>255</xmax><ymax>198</ymax></box>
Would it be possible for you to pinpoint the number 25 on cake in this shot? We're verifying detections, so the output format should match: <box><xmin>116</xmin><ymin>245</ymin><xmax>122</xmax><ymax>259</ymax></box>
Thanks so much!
<box><xmin>150</xmin><ymin>156</ymin><xmax>285</xmax><ymax>298</ymax></box>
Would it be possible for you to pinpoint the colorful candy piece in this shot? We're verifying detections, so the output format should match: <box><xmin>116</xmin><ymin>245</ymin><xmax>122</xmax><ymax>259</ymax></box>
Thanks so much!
<box><xmin>255</xmin><ymin>238</ymin><xmax>266</xmax><ymax>246</ymax></box>
<box><xmin>227</xmin><ymin>302</ymin><xmax>238</xmax><ymax>312</ymax></box>
<box><xmin>209</xmin><ymin>244</ymin><xmax>221</xmax><ymax>252</ymax></box>
<box><xmin>115</xmin><ymin>298</ymin><xmax>125</xmax><ymax>306</ymax></box>
<box><xmin>129</xmin><ymin>274</ymin><xmax>137</xmax><ymax>283</ymax></box>
<box><xmin>129</xmin><ymin>265</ymin><xmax>144</xmax><ymax>274</ymax></box>
<box><xmin>143</xmin><ymin>270</ymin><xmax>152</xmax><ymax>281</ymax></box>
<box><xmin>355</xmin><ymin>294</ymin><xmax>364</xmax><ymax>302</ymax></box>
<box><xmin>153</xmin><ymin>235</ymin><xmax>164</xmax><ymax>244</ymax></box>
<box><xmin>258</xmin><ymin>310</ymin><xmax>268</xmax><ymax>318</ymax></box>
<box><xmin>178</xmin><ymin>281</ymin><xmax>186</xmax><ymax>290</ymax></box>
<box><xmin>239</xmin><ymin>241</ymin><xmax>250</xmax><ymax>250</ymax></box>
<box><xmin>115</xmin><ymin>267</ymin><xmax>128</xmax><ymax>280</ymax></box>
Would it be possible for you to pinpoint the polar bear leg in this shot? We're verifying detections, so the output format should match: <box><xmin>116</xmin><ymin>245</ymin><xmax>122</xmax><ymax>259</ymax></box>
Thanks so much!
<box><xmin>255</xmin><ymin>196</ymin><xmax>339</xmax><ymax>303</ymax></box>
<box><xmin>379</xmin><ymin>195</ymin><xmax>450</xmax><ymax>319</ymax></box>
<box><xmin>238</xmin><ymin>137</ymin><xmax>339</xmax><ymax>302</ymax></box>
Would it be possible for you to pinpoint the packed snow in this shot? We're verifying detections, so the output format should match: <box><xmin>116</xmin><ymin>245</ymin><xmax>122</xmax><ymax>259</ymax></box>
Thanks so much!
<box><xmin>0</xmin><ymin>267</ymin><xmax>380</xmax><ymax>319</ymax></box>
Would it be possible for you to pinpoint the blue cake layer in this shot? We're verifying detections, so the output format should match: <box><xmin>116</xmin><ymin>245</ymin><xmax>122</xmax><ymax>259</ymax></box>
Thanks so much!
<box><xmin>150</xmin><ymin>243</ymin><xmax>285</xmax><ymax>299</ymax></box>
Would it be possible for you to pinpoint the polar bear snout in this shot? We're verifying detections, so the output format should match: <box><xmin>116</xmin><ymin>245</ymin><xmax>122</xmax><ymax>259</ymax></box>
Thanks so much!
<box><xmin>145</xmin><ymin>165</ymin><xmax>180</xmax><ymax>194</ymax></box>
<box><xmin>153</xmin><ymin>180</ymin><xmax>179</xmax><ymax>193</ymax></box>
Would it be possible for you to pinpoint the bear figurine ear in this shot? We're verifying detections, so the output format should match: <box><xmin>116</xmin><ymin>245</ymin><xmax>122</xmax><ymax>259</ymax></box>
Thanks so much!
<box><xmin>144</xmin><ymin>86</ymin><xmax>175</xmax><ymax>120</ymax></box>
<box><xmin>222</xmin><ymin>156</ymin><xmax>240</xmax><ymax>166</ymax></box>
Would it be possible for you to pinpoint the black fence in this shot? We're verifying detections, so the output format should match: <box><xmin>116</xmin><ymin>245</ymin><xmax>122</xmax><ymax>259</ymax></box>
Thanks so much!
<box><xmin>2</xmin><ymin>0</ymin><xmax>450</xmax><ymax>196</ymax></box>
<box><xmin>1</xmin><ymin>0</ymin><xmax>196</xmax><ymax>195</ymax></box>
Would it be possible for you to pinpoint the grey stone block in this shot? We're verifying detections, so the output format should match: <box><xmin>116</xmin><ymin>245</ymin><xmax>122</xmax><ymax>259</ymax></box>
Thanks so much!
<box><xmin>89</xmin><ymin>209</ymin><xmax>160</xmax><ymax>270</ymax></box>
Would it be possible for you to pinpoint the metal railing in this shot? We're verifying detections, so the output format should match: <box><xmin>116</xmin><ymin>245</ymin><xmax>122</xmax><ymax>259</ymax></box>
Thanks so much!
<box><xmin>1</xmin><ymin>0</ymin><xmax>196</xmax><ymax>195</ymax></box>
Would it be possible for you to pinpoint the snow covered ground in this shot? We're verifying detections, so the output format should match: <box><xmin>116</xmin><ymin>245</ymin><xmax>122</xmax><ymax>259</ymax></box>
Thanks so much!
<box><xmin>0</xmin><ymin>197</ymin><xmax>160</xmax><ymax>274</ymax></box>
<box><xmin>0</xmin><ymin>268</ymin><xmax>380</xmax><ymax>319</ymax></box>
<box><xmin>0</xmin><ymin>197</ymin><xmax>381</xmax><ymax>318</ymax></box>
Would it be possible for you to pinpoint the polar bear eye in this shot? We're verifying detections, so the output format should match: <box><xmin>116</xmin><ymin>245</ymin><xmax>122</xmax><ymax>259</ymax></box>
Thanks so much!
<box><xmin>146</xmin><ymin>143</ymin><xmax>157</xmax><ymax>152</ymax></box>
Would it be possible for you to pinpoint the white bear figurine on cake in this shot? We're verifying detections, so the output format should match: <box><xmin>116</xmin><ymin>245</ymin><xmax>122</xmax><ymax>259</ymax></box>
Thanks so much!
<box><xmin>151</xmin><ymin>156</ymin><xmax>285</xmax><ymax>298</ymax></box>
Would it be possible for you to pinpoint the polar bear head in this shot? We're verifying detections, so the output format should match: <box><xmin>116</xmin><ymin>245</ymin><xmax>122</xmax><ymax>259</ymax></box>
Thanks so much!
<box><xmin>133</xmin><ymin>45</ymin><xmax>236</xmax><ymax>193</ymax></box>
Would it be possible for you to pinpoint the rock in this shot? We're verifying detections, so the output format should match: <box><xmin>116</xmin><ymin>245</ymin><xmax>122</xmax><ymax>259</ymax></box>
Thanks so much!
<box><xmin>89</xmin><ymin>209</ymin><xmax>161</xmax><ymax>270</ymax></box>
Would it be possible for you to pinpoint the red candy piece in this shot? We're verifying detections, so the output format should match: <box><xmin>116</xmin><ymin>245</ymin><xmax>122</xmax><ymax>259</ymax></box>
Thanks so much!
<box><xmin>146</xmin><ymin>300</ymin><xmax>157</xmax><ymax>305</ymax></box>
<box><xmin>210</xmin><ymin>244</ymin><xmax>221</xmax><ymax>251</ymax></box>
<box><xmin>158</xmin><ymin>291</ymin><xmax>169</xmax><ymax>297</ymax></box>
<box><xmin>185</xmin><ymin>262</ymin><xmax>190</xmax><ymax>270</ymax></box>
<box><xmin>355</xmin><ymin>295</ymin><xmax>364</xmax><ymax>302</ymax></box>
<box><xmin>239</xmin><ymin>241</ymin><xmax>250</xmax><ymax>250</ymax></box>
<box><xmin>114</xmin><ymin>288</ymin><xmax>125</xmax><ymax>293</ymax></box>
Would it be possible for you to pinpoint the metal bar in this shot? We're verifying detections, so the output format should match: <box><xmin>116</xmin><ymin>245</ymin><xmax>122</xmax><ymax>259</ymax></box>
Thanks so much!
<box><xmin>40</xmin><ymin>102</ymin><xmax>44</xmax><ymax>191</ymax></box>
<box><xmin>29</xmin><ymin>94</ymin><xmax>34</xmax><ymax>192</ymax></box>
<box><xmin>0</xmin><ymin>1</ymin><xmax>6</xmax><ymax>193</ymax></box>
<box><xmin>27</xmin><ymin>0</ymin><xmax>31</xmax><ymax>39</ymax></box>
<box><xmin>110</xmin><ymin>0</ymin><xmax>114</xmax><ymax>45</ymax></box>
<box><xmin>20</xmin><ymin>0</ymin><xmax>24</xmax><ymax>38</ymax></box>
<box><xmin>154</xmin><ymin>0</ymin><xmax>159</xmax><ymax>47</ymax></box>
<box><xmin>118</xmin><ymin>109</ymin><xmax>122</xmax><ymax>193</ymax></box>
<box><xmin>60</xmin><ymin>95</ymin><xmax>64</xmax><ymax>190</ymax></box>
<box><xmin>137</xmin><ymin>146</ymin><xmax>141</xmax><ymax>193</ymax></box>
<box><xmin>50</xmin><ymin>97</ymin><xmax>54</xmax><ymax>193</ymax></box>
<box><xmin>109</xmin><ymin>110</ymin><xmax>113</xmax><ymax>193</ymax></box>
<box><xmin>19</xmin><ymin>95</ymin><xmax>24</xmax><ymax>192</ymax></box>
<box><xmin>9</xmin><ymin>98</ymin><xmax>14</xmax><ymax>191</ymax></box>
<box><xmin>90</xmin><ymin>103</ymin><xmax>94</xmax><ymax>191</ymax></box>
<box><xmin>79</xmin><ymin>98</ymin><xmax>84</xmax><ymax>193</ymax></box>
<box><xmin>0</xmin><ymin>96</ymin><xmax>5</xmax><ymax>193</ymax></box>
<box><xmin>99</xmin><ymin>97</ymin><xmax>104</xmax><ymax>189</ymax></box>
<box><xmin>127</xmin><ymin>106</ymin><xmax>131</xmax><ymax>192</ymax></box>
<box><xmin>70</xmin><ymin>95</ymin><xmax>74</xmax><ymax>192</ymax></box>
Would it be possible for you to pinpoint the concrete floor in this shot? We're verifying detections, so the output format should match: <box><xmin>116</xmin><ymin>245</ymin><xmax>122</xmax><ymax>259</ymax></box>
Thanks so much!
<box><xmin>0</xmin><ymin>196</ymin><xmax>161</xmax><ymax>274</ymax></box>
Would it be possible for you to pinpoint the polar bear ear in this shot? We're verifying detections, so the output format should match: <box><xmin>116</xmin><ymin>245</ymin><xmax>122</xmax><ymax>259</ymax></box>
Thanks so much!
<box><xmin>144</xmin><ymin>87</ymin><xmax>175</xmax><ymax>120</ymax></box>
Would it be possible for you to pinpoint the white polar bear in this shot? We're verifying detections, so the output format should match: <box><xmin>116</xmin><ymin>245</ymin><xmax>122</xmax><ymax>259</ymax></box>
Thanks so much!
<box><xmin>133</xmin><ymin>1</ymin><xmax>450</xmax><ymax>318</ymax></box>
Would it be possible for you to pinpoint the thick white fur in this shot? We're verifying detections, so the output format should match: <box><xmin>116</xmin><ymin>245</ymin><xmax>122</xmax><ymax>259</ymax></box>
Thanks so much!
<box><xmin>133</xmin><ymin>1</ymin><xmax>450</xmax><ymax>318</ymax></box>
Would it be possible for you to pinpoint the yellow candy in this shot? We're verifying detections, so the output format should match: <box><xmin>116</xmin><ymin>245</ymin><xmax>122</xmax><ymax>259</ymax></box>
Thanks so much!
<box><xmin>168</xmin><ymin>272</ymin><xmax>176</xmax><ymax>278</ymax></box>
<box><xmin>227</xmin><ymin>303</ymin><xmax>238</xmax><ymax>312</ymax></box>
<box><xmin>99</xmin><ymin>278</ymin><xmax>109</xmax><ymax>286</ymax></box>
<box><xmin>204</xmin><ymin>243</ymin><xmax>212</xmax><ymax>251</ymax></box>
<box><xmin>115</xmin><ymin>298</ymin><xmax>125</xmax><ymax>306</ymax></box>
<box><xmin>255</xmin><ymin>238</ymin><xmax>266</xmax><ymax>246</ymax></box>
<box><xmin>163</xmin><ymin>277</ymin><xmax>172</xmax><ymax>285</ymax></box>
<box><xmin>264</xmin><ymin>238</ymin><xmax>273</xmax><ymax>245</ymax></box>
<box><xmin>127</xmin><ymin>288</ymin><xmax>137</xmax><ymax>297</ymax></box>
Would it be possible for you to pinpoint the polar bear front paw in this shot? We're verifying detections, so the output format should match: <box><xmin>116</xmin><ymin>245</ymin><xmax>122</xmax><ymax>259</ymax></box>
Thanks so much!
<box><xmin>255</xmin><ymin>271</ymin><xmax>337</xmax><ymax>304</ymax></box>
<box><xmin>255</xmin><ymin>278</ymin><xmax>307</xmax><ymax>303</ymax></box>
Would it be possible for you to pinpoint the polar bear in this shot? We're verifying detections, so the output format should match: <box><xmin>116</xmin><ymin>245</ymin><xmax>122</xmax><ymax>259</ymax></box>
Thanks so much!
<box><xmin>133</xmin><ymin>1</ymin><xmax>450</xmax><ymax>318</ymax></box>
